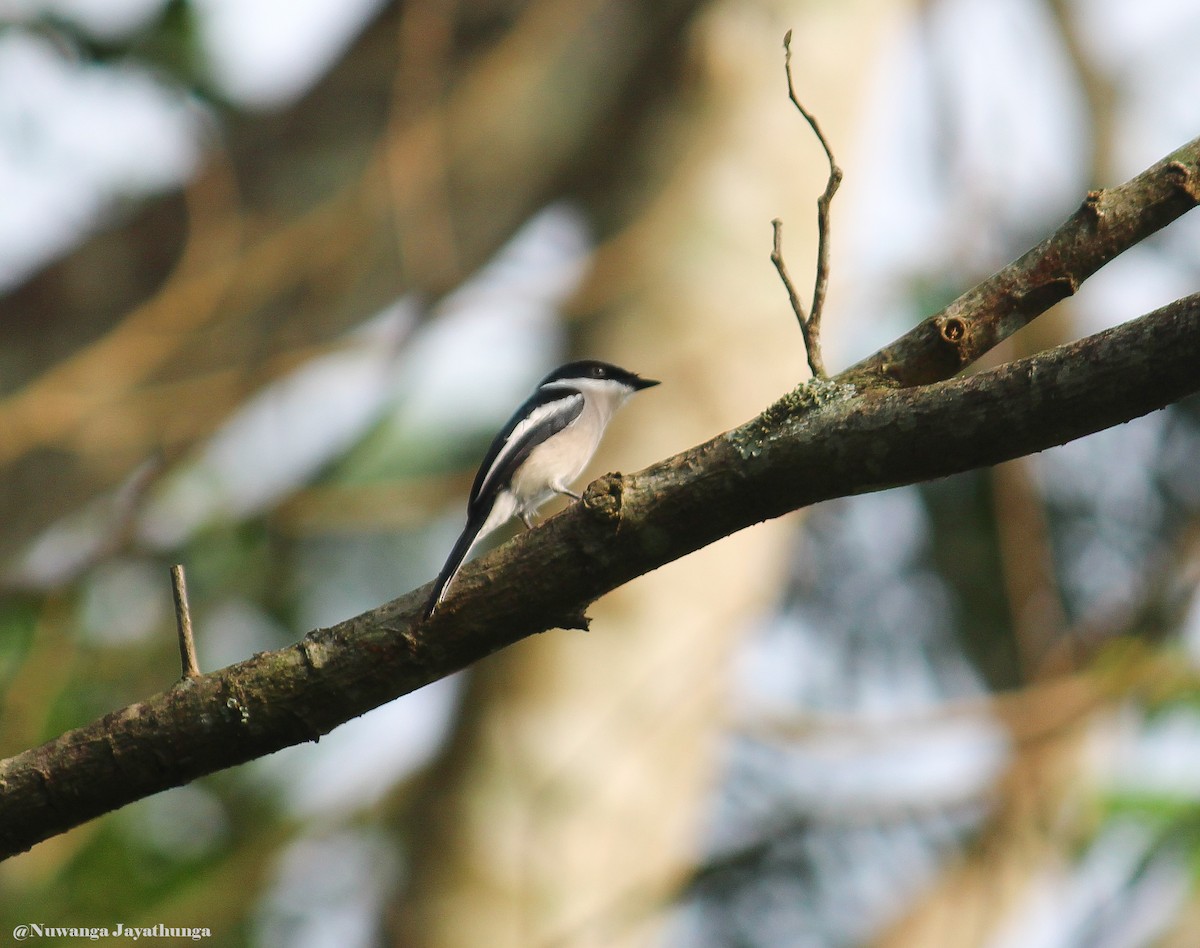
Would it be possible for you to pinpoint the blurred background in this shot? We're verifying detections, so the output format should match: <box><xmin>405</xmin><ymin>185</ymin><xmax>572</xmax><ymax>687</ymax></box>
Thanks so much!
<box><xmin>1</xmin><ymin>0</ymin><xmax>1199</xmax><ymax>945</ymax></box>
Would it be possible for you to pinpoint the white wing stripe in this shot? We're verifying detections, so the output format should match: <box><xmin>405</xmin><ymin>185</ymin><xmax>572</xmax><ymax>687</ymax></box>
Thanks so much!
<box><xmin>474</xmin><ymin>392</ymin><xmax>583</xmax><ymax>502</ymax></box>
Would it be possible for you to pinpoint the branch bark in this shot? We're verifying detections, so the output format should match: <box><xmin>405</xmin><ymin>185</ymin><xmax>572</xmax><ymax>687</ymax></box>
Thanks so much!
<box><xmin>2</xmin><ymin>137</ymin><xmax>1199</xmax><ymax>859</ymax></box>
<box><xmin>843</xmin><ymin>136</ymin><xmax>1200</xmax><ymax>387</ymax></box>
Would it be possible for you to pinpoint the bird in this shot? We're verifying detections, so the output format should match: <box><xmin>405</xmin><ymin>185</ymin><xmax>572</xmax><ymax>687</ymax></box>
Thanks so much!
<box><xmin>423</xmin><ymin>359</ymin><xmax>660</xmax><ymax>618</ymax></box>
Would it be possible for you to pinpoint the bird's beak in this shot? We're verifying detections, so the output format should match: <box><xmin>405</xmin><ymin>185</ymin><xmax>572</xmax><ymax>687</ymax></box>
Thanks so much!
<box><xmin>632</xmin><ymin>376</ymin><xmax>661</xmax><ymax>390</ymax></box>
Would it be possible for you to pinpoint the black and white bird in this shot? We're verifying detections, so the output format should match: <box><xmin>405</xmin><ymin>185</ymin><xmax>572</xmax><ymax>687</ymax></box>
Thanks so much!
<box><xmin>423</xmin><ymin>360</ymin><xmax>660</xmax><ymax>618</ymax></box>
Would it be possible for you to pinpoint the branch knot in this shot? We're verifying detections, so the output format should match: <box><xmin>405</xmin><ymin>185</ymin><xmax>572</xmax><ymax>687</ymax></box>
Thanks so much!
<box><xmin>1165</xmin><ymin>160</ymin><xmax>1200</xmax><ymax>201</ymax></box>
<box><xmin>583</xmin><ymin>473</ymin><xmax>625</xmax><ymax>525</ymax></box>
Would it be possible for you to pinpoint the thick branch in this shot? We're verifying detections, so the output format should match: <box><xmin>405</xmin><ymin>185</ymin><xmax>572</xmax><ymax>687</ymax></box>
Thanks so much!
<box><xmin>842</xmin><ymin>135</ymin><xmax>1200</xmax><ymax>387</ymax></box>
<box><xmin>3</xmin><ymin>137</ymin><xmax>1200</xmax><ymax>857</ymax></box>
<box><xmin>2</xmin><ymin>290</ymin><xmax>1198</xmax><ymax>858</ymax></box>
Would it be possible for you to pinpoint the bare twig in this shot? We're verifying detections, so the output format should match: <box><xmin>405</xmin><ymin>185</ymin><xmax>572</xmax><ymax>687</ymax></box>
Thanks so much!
<box><xmin>170</xmin><ymin>565</ymin><xmax>200</xmax><ymax>680</ymax></box>
<box><xmin>771</xmin><ymin>29</ymin><xmax>843</xmax><ymax>379</ymax></box>
<box><xmin>769</xmin><ymin>219</ymin><xmax>815</xmax><ymax>364</ymax></box>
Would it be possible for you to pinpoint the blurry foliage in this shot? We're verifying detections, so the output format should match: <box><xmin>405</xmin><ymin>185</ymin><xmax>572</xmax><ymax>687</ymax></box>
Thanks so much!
<box><xmin>186</xmin><ymin>520</ymin><xmax>289</xmax><ymax>621</ymax></box>
<box><xmin>122</xmin><ymin>0</ymin><xmax>204</xmax><ymax>94</ymax></box>
<box><xmin>0</xmin><ymin>2</ymin><xmax>392</xmax><ymax>939</ymax></box>
<box><xmin>0</xmin><ymin>597</ymin><xmax>39</xmax><ymax>695</ymax></box>
<box><xmin>920</xmin><ymin>473</ymin><xmax>1019</xmax><ymax>690</ymax></box>
<box><xmin>2</xmin><ymin>0</ymin><xmax>1200</xmax><ymax>945</ymax></box>
<box><xmin>26</xmin><ymin>0</ymin><xmax>206</xmax><ymax>96</ymax></box>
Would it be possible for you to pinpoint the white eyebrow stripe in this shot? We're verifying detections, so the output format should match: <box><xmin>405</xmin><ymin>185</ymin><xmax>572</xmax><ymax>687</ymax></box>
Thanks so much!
<box><xmin>471</xmin><ymin>391</ymin><xmax>585</xmax><ymax>507</ymax></box>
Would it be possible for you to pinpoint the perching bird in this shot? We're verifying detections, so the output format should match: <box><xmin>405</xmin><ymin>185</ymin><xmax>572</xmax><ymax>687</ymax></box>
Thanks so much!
<box><xmin>423</xmin><ymin>360</ymin><xmax>660</xmax><ymax>618</ymax></box>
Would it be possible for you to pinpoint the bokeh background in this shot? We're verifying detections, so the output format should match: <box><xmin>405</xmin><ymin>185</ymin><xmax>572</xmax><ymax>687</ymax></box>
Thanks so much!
<box><xmin>2</xmin><ymin>0</ymin><xmax>1200</xmax><ymax>945</ymax></box>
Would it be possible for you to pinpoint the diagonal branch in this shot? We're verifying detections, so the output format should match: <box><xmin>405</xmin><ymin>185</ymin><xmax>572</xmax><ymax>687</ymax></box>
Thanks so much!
<box><xmin>2</xmin><ymin>290</ymin><xmax>1199</xmax><ymax>859</ymax></box>
<box><xmin>842</xmin><ymin>136</ymin><xmax>1200</xmax><ymax>388</ymax></box>
<box><xmin>1</xmin><ymin>136</ymin><xmax>1199</xmax><ymax>859</ymax></box>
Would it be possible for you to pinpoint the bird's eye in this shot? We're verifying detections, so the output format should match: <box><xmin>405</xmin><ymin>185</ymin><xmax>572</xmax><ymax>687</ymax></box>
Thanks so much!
<box><xmin>591</xmin><ymin>365</ymin><xmax>605</xmax><ymax>378</ymax></box>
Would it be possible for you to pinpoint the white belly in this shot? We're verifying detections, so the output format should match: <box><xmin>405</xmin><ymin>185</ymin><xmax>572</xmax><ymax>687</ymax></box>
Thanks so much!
<box><xmin>509</xmin><ymin>409</ymin><xmax>601</xmax><ymax>510</ymax></box>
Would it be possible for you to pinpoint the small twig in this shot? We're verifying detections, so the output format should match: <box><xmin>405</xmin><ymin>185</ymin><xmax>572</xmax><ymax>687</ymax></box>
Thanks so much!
<box><xmin>772</xmin><ymin>29</ymin><xmax>843</xmax><ymax>379</ymax></box>
<box><xmin>170</xmin><ymin>565</ymin><xmax>201</xmax><ymax>680</ymax></box>
<box><xmin>770</xmin><ymin>219</ymin><xmax>822</xmax><ymax>375</ymax></box>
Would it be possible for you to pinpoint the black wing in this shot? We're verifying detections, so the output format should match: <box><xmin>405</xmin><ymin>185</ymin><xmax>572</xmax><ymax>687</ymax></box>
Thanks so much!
<box><xmin>423</xmin><ymin>384</ymin><xmax>584</xmax><ymax>618</ymax></box>
<box><xmin>466</xmin><ymin>385</ymin><xmax>584</xmax><ymax>517</ymax></box>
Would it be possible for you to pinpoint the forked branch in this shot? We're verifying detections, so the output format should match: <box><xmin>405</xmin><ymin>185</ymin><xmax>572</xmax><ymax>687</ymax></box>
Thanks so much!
<box><xmin>771</xmin><ymin>29</ymin><xmax>844</xmax><ymax>379</ymax></box>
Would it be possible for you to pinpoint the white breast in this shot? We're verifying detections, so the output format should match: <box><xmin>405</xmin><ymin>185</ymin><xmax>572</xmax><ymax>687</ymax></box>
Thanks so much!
<box><xmin>508</xmin><ymin>376</ymin><xmax>633</xmax><ymax>514</ymax></box>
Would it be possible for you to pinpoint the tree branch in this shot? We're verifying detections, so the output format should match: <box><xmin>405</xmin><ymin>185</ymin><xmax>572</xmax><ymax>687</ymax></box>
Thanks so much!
<box><xmin>842</xmin><ymin>135</ymin><xmax>1200</xmax><ymax>387</ymax></box>
<box><xmin>2</xmin><ymin>136</ymin><xmax>1200</xmax><ymax>859</ymax></box>
<box><xmin>3</xmin><ymin>289</ymin><xmax>1198</xmax><ymax>858</ymax></box>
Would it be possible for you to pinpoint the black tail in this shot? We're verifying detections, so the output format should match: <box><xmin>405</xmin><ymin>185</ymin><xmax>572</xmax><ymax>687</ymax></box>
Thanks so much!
<box><xmin>423</xmin><ymin>515</ymin><xmax>486</xmax><ymax>619</ymax></box>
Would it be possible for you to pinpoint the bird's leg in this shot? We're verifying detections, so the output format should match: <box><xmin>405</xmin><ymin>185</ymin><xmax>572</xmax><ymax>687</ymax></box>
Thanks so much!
<box><xmin>551</xmin><ymin>483</ymin><xmax>582</xmax><ymax>501</ymax></box>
